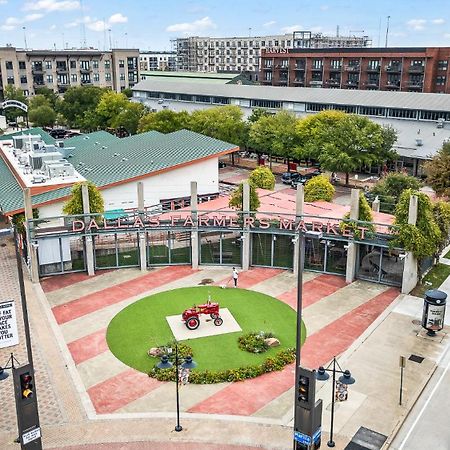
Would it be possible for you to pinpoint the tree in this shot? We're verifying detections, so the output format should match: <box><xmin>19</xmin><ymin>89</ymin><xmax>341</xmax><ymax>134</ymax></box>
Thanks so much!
<box><xmin>393</xmin><ymin>189</ymin><xmax>441</xmax><ymax>259</ymax></box>
<box><xmin>29</xmin><ymin>105</ymin><xmax>56</xmax><ymax>127</ymax></box>
<box><xmin>432</xmin><ymin>201</ymin><xmax>450</xmax><ymax>251</ymax></box>
<box><xmin>424</xmin><ymin>142</ymin><xmax>450</xmax><ymax>198</ymax></box>
<box><xmin>341</xmin><ymin>192</ymin><xmax>375</xmax><ymax>238</ymax></box>
<box><xmin>34</xmin><ymin>87</ymin><xmax>59</xmax><ymax>109</ymax></box>
<box><xmin>112</xmin><ymin>102</ymin><xmax>146</xmax><ymax>135</ymax></box>
<box><xmin>304</xmin><ymin>175</ymin><xmax>335</xmax><ymax>202</ymax></box>
<box><xmin>189</xmin><ymin>105</ymin><xmax>248</xmax><ymax>147</ymax></box>
<box><xmin>248</xmin><ymin>111</ymin><xmax>298</xmax><ymax>169</ymax></box>
<box><xmin>63</xmin><ymin>182</ymin><xmax>104</xmax><ymax>215</ymax></box>
<box><xmin>122</xmin><ymin>88</ymin><xmax>133</xmax><ymax>98</ymax></box>
<box><xmin>247</xmin><ymin>108</ymin><xmax>270</xmax><ymax>123</ymax></box>
<box><xmin>138</xmin><ymin>109</ymin><xmax>191</xmax><ymax>134</ymax></box>
<box><xmin>58</xmin><ymin>86</ymin><xmax>106</xmax><ymax>129</ymax></box>
<box><xmin>229</xmin><ymin>183</ymin><xmax>260</xmax><ymax>212</ymax></box>
<box><xmin>296</xmin><ymin>111</ymin><xmax>398</xmax><ymax>184</ymax></box>
<box><xmin>249</xmin><ymin>166</ymin><xmax>275</xmax><ymax>190</ymax></box>
<box><xmin>2</xmin><ymin>85</ymin><xmax>28</xmax><ymax>123</ymax></box>
<box><xmin>95</xmin><ymin>91</ymin><xmax>129</xmax><ymax>129</ymax></box>
<box><xmin>29</xmin><ymin>94</ymin><xmax>51</xmax><ymax>109</ymax></box>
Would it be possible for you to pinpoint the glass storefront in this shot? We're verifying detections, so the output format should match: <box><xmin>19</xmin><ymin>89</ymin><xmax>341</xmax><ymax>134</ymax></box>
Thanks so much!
<box><xmin>357</xmin><ymin>244</ymin><xmax>404</xmax><ymax>286</ymax></box>
<box><xmin>147</xmin><ymin>231</ymin><xmax>191</xmax><ymax>265</ymax></box>
<box><xmin>200</xmin><ymin>231</ymin><xmax>241</xmax><ymax>265</ymax></box>
<box><xmin>94</xmin><ymin>232</ymin><xmax>140</xmax><ymax>269</ymax></box>
<box><xmin>304</xmin><ymin>238</ymin><xmax>347</xmax><ymax>275</ymax></box>
<box><xmin>251</xmin><ymin>233</ymin><xmax>294</xmax><ymax>269</ymax></box>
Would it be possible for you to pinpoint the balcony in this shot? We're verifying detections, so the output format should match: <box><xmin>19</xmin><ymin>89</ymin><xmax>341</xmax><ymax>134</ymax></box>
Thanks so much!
<box><xmin>32</xmin><ymin>68</ymin><xmax>43</xmax><ymax>74</ymax></box>
<box><xmin>80</xmin><ymin>68</ymin><xmax>91</xmax><ymax>74</ymax></box>
<box><xmin>327</xmin><ymin>79</ymin><xmax>341</xmax><ymax>87</ymax></box>
<box><xmin>329</xmin><ymin>66</ymin><xmax>342</xmax><ymax>72</ymax></box>
<box><xmin>366</xmin><ymin>65</ymin><xmax>380</xmax><ymax>72</ymax></box>
<box><xmin>81</xmin><ymin>79</ymin><xmax>92</xmax><ymax>85</ymax></box>
<box><xmin>385</xmin><ymin>65</ymin><xmax>402</xmax><ymax>73</ymax></box>
<box><xmin>295</xmin><ymin>65</ymin><xmax>305</xmax><ymax>71</ymax></box>
<box><xmin>345</xmin><ymin>65</ymin><xmax>360</xmax><ymax>72</ymax></box>
<box><xmin>311</xmin><ymin>66</ymin><xmax>323</xmax><ymax>72</ymax></box>
<box><xmin>407</xmin><ymin>81</ymin><xmax>423</xmax><ymax>90</ymax></box>
<box><xmin>365</xmin><ymin>80</ymin><xmax>380</xmax><ymax>88</ymax></box>
<box><xmin>309</xmin><ymin>80</ymin><xmax>323</xmax><ymax>86</ymax></box>
<box><xmin>263</xmin><ymin>66</ymin><xmax>273</xmax><ymax>70</ymax></box>
<box><xmin>345</xmin><ymin>80</ymin><xmax>359</xmax><ymax>88</ymax></box>
<box><xmin>56</xmin><ymin>67</ymin><xmax>68</xmax><ymax>74</ymax></box>
<box><xmin>385</xmin><ymin>81</ymin><xmax>400</xmax><ymax>89</ymax></box>
<box><xmin>293</xmin><ymin>78</ymin><xmax>305</xmax><ymax>85</ymax></box>
<box><xmin>408</xmin><ymin>65</ymin><xmax>424</xmax><ymax>73</ymax></box>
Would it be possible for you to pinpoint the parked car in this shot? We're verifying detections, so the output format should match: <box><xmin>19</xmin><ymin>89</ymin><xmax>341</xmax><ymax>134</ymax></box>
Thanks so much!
<box><xmin>281</xmin><ymin>172</ymin><xmax>300</xmax><ymax>184</ymax></box>
<box><xmin>291</xmin><ymin>169</ymin><xmax>322</xmax><ymax>188</ymax></box>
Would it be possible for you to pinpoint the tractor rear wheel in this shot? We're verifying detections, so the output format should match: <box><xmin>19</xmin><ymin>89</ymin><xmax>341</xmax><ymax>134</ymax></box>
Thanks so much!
<box><xmin>186</xmin><ymin>317</ymin><xmax>200</xmax><ymax>330</ymax></box>
<box><xmin>214</xmin><ymin>317</ymin><xmax>223</xmax><ymax>326</ymax></box>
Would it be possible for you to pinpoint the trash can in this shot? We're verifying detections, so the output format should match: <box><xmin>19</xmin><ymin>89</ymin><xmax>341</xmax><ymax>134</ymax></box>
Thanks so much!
<box><xmin>421</xmin><ymin>289</ymin><xmax>447</xmax><ymax>336</ymax></box>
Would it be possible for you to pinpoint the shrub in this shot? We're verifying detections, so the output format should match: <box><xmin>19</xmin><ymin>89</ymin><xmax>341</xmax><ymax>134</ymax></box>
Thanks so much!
<box><xmin>304</xmin><ymin>175</ymin><xmax>335</xmax><ymax>202</ymax></box>
<box><xmin>340</xmin><ymin>192</ymin><xmax>375</xmax><ymax>239</ymax></box>
<box><xmin>249</xmin><ymin>166</ymin><xmax>275</xmax><ymax>190</ymax></box>
<box><xmin>238</xmin><ymin>331</ymin><xmax>275</xmax><ymax>353</ymax></box>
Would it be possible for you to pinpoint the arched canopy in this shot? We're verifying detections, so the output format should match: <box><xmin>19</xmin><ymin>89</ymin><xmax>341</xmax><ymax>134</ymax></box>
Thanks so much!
<box><xmin>1</xmin><ymin>100</ymin><xmax>28</xmax><ymax>113</ymax></box>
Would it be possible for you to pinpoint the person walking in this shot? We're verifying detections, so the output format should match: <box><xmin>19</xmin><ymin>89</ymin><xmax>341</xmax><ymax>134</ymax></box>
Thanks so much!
<box><xmin>232</xmin><ymin>267</ymin><xmax>238</xmax><ymax>288</ymax></box>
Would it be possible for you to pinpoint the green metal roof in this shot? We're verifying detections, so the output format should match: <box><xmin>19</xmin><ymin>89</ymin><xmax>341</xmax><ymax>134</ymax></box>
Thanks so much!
<box><xmin>140</xmin><ymin>71</ymin><xmax>255</xmax><ymax>85</ymax></box>
<box><xmin>1</xmin><ymin>129</ymin><xmax>237</xmax><ymax>214</ymax></box>
<box><xmin>0</xmin><ymin>127</ymin><xmax>55</xmax><ymax>144</ymax></box>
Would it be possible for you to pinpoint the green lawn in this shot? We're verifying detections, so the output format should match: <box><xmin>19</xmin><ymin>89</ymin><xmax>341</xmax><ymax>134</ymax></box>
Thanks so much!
<box><xmin>412</xmin><ymin>263</ymin><xmax>450</xmax><ymax>297</ymax></box>
<box><xmin>106</xmin><ymin>286</ymin><xmax>303</xmax><ymax>374</ymax></box>
<box><xmin>444</xmin><ymin>249</ymin><xmax>450</xmax><ymax>259</ymax></box>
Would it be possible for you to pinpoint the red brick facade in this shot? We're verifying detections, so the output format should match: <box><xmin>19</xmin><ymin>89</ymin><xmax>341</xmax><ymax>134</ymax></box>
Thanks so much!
<box><xmin>260</xmin><ymin>47</ymin><xmax>450</xmax><ymax>93</ymax></box>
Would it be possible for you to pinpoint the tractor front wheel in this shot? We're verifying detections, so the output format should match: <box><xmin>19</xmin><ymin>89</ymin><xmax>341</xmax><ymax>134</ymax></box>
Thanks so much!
<box><xmin>186</xmin><ymin>317</ymin><xmax>200</xmax><ymax>330</ymax></box>
<box><xmin>210</xmin><ymin>313</ymin><xmax>218</xmax><ymax>319</ymax></box>
<box><xmin>214</xmin><ymin>317</ymin><xmax>223</xmax><ymax>327</ymax></box>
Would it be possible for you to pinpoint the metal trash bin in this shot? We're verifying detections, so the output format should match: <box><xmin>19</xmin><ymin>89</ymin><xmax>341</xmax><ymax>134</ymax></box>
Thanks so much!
<box><xmin>421</xmin><ymin>289</ymin><xmax>447</xmax><ymax>336</ymax></box>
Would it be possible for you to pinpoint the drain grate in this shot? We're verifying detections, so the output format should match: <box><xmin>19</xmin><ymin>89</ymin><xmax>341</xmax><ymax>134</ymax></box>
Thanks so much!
<box><xmin>344</xmin><ymin>426</ymin><xmax>387</xmax><ymax>450</ymax></box>
<box><xmin>409</xmin><ymin>354</ymin><xmax>425</xmax><ymax>363</ymax></box>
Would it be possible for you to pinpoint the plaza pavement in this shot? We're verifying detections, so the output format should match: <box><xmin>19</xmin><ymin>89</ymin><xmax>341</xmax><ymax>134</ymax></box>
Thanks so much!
<box><xmin>0</xmin><ymin>238</ymin><xmax>449</xmax><ymax>449</ymax></box>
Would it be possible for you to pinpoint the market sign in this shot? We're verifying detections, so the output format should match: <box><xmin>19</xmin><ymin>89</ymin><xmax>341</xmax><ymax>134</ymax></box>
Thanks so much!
<box><xmin>0</xmin><ymin>300</ymin><xmax>19</xmax><ymax>349</ymax></box>
<box><xmin>70</xmin><ymin>214</ymin><xmax>372</xmax><ymax>239</ymax></box>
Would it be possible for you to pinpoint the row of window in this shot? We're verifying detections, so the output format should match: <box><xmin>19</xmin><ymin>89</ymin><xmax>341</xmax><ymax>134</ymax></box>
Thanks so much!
<box><xmin>3</xmin><ymin>59</ymin><xmax>136</xmax><ymax>71</ymax></box>
<box><xmin>181</xmin><ymin>39</ymin><xmax>292</xmax><ymax>49</ymax></box>
<box><xmin>10</xmin><ymin>72</ymin><xmax>113</xmax><ymax>85</ymax></box>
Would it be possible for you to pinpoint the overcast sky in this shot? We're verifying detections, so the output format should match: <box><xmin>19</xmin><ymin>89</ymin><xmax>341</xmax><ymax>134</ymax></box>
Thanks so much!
<box><xmin>1</xmin><ymin>0</ymin><xmax>450</xmax><ymax>51</ymax></box>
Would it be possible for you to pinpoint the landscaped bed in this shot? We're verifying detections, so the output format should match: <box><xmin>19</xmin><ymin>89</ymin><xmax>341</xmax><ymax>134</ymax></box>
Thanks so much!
<box><xmin>106</xmin><ymin>286</ymin><xmax>303</xmax><ymax>383</ymax></box>
<box><xmin>412</xmin><ymin>263</ymin><xmax>450</xmax><ymax>298</ymax></box>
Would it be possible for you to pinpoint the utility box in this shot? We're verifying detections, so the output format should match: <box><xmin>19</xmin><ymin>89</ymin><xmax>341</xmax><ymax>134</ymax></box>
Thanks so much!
<box><xmin>422</xmin><ymin>289</ymin><xmax>447</xmax><ymax>336</ymax></box>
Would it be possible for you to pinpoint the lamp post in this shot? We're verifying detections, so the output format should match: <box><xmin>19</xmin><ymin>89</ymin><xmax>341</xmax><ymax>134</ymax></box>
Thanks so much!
<box><xmin>316</xmin><ymin>357</ymin><xmax>356</xmax><ymax>448</ymax></box>
<box><xmin>157</xmin><ymin>343</ymin><xmax>197</xmax><ymax>432</ymax></box>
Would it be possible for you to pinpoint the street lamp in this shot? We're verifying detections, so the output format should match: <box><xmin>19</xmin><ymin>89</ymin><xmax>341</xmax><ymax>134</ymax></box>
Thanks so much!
<box><xmin>316</xmin><ymin>357</ymin><xmax>356</xmax><ymax>448</ymax></box>
<box><xmin>157</xmin><ymin>343</ymin><xmax>197</xmax><ymax>432</ymax></box>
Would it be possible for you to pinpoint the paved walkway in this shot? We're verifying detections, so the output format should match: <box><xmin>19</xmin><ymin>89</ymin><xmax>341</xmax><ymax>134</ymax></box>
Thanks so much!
<box><xmin>1</xmin><ymin>238</ymin><xmax>449</xmax><ymax>449</ymax></box>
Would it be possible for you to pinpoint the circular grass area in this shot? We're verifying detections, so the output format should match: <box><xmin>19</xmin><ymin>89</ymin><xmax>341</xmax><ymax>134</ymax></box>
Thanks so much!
<box><xmin>106</xmin><ymin>286</ymin><xmax>305</xmax><ymax>377</ymax></box>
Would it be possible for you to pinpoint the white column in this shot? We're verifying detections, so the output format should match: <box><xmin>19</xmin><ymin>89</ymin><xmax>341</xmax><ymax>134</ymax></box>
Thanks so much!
<box><xmin>345</xmin><ymin>189</ymin><xmax>360</xmax><ymax>283</ymax></box>
<box><xmin>81</xmin><ymin>183</ymin><xmax>95</xmax><ymax>276</ymax></box>
<box><xmin>293</xmin><ymin>184</ymin><xmax>304</xmax><ymax>276</ymax></box>
<box><xmin>241</xmin><ymin>182</ymin><xmax>250</xmax><ymax>271</ymax></box>
<box><xmin>23</xmin><ymin>188</ymin><xmax>39</xmax><ymax>283</ymax></box>
<box><xmin>190</xmin><ymin>181</ymin><xmax>199</xmax><ymax>269</ymax></box>
<box><xmin>137</xmin><ymin>182</ymin><xmax>147</xmax><ymax>271</ymax></box>
<box><xmin>372</xmin><ymin>196</ymin><xmax>380</xmax><ymax>212</ymax></box>
<box><xmin>401</xmin><ymin>195</ymin><xmax>419</xmax><ymax>294</ymax></box>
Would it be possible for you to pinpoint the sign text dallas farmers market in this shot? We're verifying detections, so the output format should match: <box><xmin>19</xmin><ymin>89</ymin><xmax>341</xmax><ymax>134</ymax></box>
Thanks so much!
<box><xmin>71</xmin><ymin>214</ymin><xmax>371</xmax><ymax>239</ymax></box>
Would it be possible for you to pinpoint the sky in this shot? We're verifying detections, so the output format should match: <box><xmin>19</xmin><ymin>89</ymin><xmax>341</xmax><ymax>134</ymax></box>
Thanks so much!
<box><xmin>1</xmin><ymin>0</ymin><xmax>450</xmax><ymax>51</ymax></box>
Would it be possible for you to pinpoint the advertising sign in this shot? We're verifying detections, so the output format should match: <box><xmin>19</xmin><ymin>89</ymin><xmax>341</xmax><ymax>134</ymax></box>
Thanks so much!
<box><xmin>0</xmin><ymin>300</ymin><xmax>19</xmax><ymax>349</ymax></box>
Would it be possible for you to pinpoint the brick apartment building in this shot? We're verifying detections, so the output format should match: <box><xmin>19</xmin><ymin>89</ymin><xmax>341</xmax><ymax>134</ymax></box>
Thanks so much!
<box><xmin>260</xmin><ymin>47</ymin><xmax>450</xmax><ymax>94</ymax></box>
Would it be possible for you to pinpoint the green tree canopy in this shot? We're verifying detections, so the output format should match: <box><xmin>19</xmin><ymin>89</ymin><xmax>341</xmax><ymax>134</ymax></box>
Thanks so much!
<box><xmin>94</xmin><ymin>91</ymin><xmax>129</xmax><ymax>129</ymax></box>
<box><xmin>3</xmin><ymin>85</ymin><xmax>28</xmax><ymax>123</ymax></box>
<box><xmin>424</xmin><ymin>142</ymin><xmax>450</xmax><ymax>198</ymax></box>
<box><xmin>138</xmin><ymin>109</ymin><xmax>191</xmax><ymax>134</ymax></box>
<box><xmin>29</xmin><ymin>94</ymin><xmax>51</xmax><ymax>110</ymax></box>
<box><xmin>304</xmin><ymin>175</ymin><xmax>335</xmax><ymax>202</ymax></box>
<box><xmin>248</xmin><ymin>111</ymin><xmax>298</xmax><ymax>163</ymax></box>
<box><xmin>228</xmin><ymin>182</ymin><xmax>260</xmax><ymax>212</ymax></box>
<box><xmin>247</xmin><ymin>108</ymin><xmax>271</xmax><ymax>123</ymax></box>
<box><xmin>296</xmin><ymin>110</ymin><xmax>398</xmax><ymax>184</ymax></box>
<box><xmin>112</xmin><ymin>101</ymin><xmax>146</xmax><ymax>135</ymax></box>
<box><xmin>122</xmin><ymin>88</ymin><xmax>133</xmax><ymax>98</ymax></box>
<box><xmin>63</xmin><ymin>182</ymin><xmax>104</xmax><ymax>215</ymax></box>
<box><xmin>29</xmin><ymin>105</ymin><xmax>56</xmax><ymax>127</ymax></box>
<box><xmin>249</xmin><ymin>166</ymin><xmax>275</xmax><ymax>190</ymax></box>
<box><xmin>34</xmin><ymin>87</ymin><xmax>59</xmax><ymax>109</ymax></box>
<box><xmin>189</xmin><ymin>105</ymin><xmax>248</xmax><ymax>147</ymax></box>
<box><xmin>341</xmin><ymin>192</ymin><xmax>375</xmax><ymax>238</ymax></box>
<box><xmin>58</xmin><ymin>86</ymin><xmax>106</xmax><ymax>129</ymax></box>
<box><xmin>432</xmin><ymin>201</ymin><xmax>450</xmax><ymax>251</ymax></box>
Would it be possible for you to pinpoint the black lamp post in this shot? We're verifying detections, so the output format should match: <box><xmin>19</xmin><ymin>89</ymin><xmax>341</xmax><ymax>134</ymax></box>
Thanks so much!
<box><xmin>316</xmin><ymin>357</ymin><xmax>356</xmax><ymax>448</ymax></box>
<box><xmin>157</xmin><ymin>344</ymin><xmax>197</xmax><ymax>432</ymax></box>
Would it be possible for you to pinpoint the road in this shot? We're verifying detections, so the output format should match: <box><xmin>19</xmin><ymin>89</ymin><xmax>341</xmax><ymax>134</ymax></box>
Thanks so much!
<box><xmin>390</xmin><ymin>344</ymin><xmax>450</xmax><ymax>450</ymax></box>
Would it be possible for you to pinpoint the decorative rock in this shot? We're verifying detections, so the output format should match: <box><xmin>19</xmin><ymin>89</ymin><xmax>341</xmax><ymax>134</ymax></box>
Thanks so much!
<box><xmin>264</xmin><ymin>338</ymin><xmax>280</xmax><ymax>347</ymax></box>
<box><xmin>148</xmin><ymin>347</ymin><xmax>164</xmax><ymax>358</ymax></box>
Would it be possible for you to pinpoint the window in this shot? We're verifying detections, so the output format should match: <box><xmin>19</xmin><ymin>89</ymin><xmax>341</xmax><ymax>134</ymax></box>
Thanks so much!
<box><xmin>274</xmin><ymin>40</ymin><xmax>279</xmax><ymax>46</ymax></box>
<box><xmin>19</xmin><ymin>61</ymin><xmax>26</xmax><ymax>70</ymax></box>
<box><xmin>306</xmin><ymin>103</ymin><xmax>329</xmax><ymax>112</ymax></box>
<box><xmin>71</xmin><ymin>74</ymin><xmax>77</xmax><ymax>82</ymax></box>
<box><xmin>93</xmin><ymin>73</ymin><xmax>100</xmax><ymax>82</ymax></box>
<box><xmin>312</xmin><ymin>59</ymin><xmax>323</xmax><ymax>69</ymax></box>
<box><xmin>359</xmin><ymin>106</ymin><xmax>385</xmax><ymax>117</ymax></box>
<box><xmin>57</xmin><ymin>74</ymin><xmax>68</xmax><ymax>85</ymax></box>
<box><xmin>20</xmin><ymin>75</ymin><xmax>27</xmax><ymax>84</ymax></box>
<box><xmin>23</xmin><ymin>90</ymin><xmax>29</xmax><ymax>96</ymax></box>
<box><xmin>436</xmin><ymin>75</ymin><xmax>446</xmax><ymax>85</ymax></box>
<box><xmin>105</xmin><ymin>73</ymin><xmax>111</xmax><ymax>81</ymax></box>
<box><xmin>7</xmin><ymin>76</ymin><xmax>14</xmax><ymax>84</ymax></box>
<box><xmin>45</xmin><ymin>61</ymin><xmax>52</xmax><ymax>69</ymax></box>
<box><xmin>411</xmin><ymin>59</ymin><xmax>424</xmax><ymax>66</ymax></box>
<box><xmin>92</xmin><ymin>60</ymin><xmax>99</xmax><ymax>69</ymax></box>
<box><xmin>105</xmin><ymin>60</ymin><xmax>111</xmax><ymax>69</ymax></box>
<box><xmin>280</xmin><ymin>59</ymin><xmax>289</xmax><ymax>68</ymax></box>
<box><xmin>46</xmin><ymin>74</ymin><xmax>53</xmax><ymax>83</ymax></box>
<box><xmin>420</xmin><ymin>110</ymin><xmax>450</xmax><ymax>121</ymax></box>
<box><xmin>261</xmin><ymin>41</ymin><xmax>265</xmax><ymax>46</ymax></box>
<box><xmin>70</xmin><ymin>60</ymin><xmax>76</xmax><ymax>69</ymax></box>
<box><xmin>438</xmin><ymin>60</ymin><xmax>448</xmax><ymax>70</ymax></box>
<box><xmin>388</xmin><ymin>108</ymin><xmax>418</xmax><ymax>119</ymax></box>
<box><xmin>195</xmin><ymin>95</ymin><xmax>212</xmax><ymax>103</ymax></box>
<box><xmin>120</xmin><ymin>73</ymin><xmax>125</xmax><ymax>81</ymax></box>
<box><xmin>119</xmin><ymin>60</ymin><xmax>125</xmax><ymax>68</ymax></box>
<box><xmin>264</xmin><ymin>59</ymin><xmax>273</xmax><ymax>68</ymax></box>
<box><xmin>250</xmin><ymin>99</ymin><xmax>281</xmax><ymax>108</ymax></box>
<box><xmin>6</xmin><ymin>61</ymin><xmax>13</xmax><ymax>70</ymax></box>
<box><xmin>179</xmin><ymin>94</ymin><xmax>193</xmax><ymax>101</ymax></box>
<box><xmin>368</xmin><ymin>60</ymin><xmax>380</xmax><ymax>70</ymax></box>
<box><xmin>81</xmin><ymin>74</ymin><xmax>91</xmax><ymax>83</ymax></box>
<box><xmin>80</xmin><ymin>60</ymin><xmax>90</xmax><ymax>70</ymax></box>
<box><xmin>330</xmin><ymin>59</ymin><xmax>341</xmax><ymax>70</ymax></box>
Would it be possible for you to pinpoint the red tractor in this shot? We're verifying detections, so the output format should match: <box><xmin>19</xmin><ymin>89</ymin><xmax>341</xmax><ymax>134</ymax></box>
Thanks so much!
<box><xmin>182</xmin><ymin>301</ymin><xmax>223</xmax><ymax>330</ymax></box>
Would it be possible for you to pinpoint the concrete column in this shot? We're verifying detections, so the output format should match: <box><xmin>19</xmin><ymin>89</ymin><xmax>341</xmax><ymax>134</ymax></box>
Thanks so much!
<box><xmin>345</xmin><ymin>189</ymin><xmax>360</xmax><ymax>283</ymax></box>
<box><xmin>137</xmin><ymin>182</ymin><xmax>147</xmax><ymax>271</ymax></box>
<box><xmin>23</xmin><ymin>188</ymin><xmax>39</xmax><ymax>283</ymax></box>
<box><xmin>241</xmin><ymin>182</ymin><xmax>250</xmax><ymax>271</ymax></box>
<box><xmin>81</xmin><ymin>183</ymin><xmax>95</xmax><ymax>276</ymax></box>
<box><xmin>402</xmin><ymin>195</ymin><xmax>419</xmax><ymax>294</ymax></box>
<box><xmin>293</xmin><ymin>184</ymin><xmax>304</xmax><ymax>276</ymax></box>
<box><xmin>190</xmin><ymin>181</ymin><xmax>199</xmax><ymax>269</ymax></box>
<box><xmin>372</xmin><ymin>196</ymin><xmax>380</xmax><ymax>213</ymax></box>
